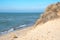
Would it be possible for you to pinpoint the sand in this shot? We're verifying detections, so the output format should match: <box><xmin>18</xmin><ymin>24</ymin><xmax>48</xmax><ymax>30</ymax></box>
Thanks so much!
<box><xmin>0</xmin><ymin>18</ymin><xmax>60</xmax><ymax>40</ymax></box>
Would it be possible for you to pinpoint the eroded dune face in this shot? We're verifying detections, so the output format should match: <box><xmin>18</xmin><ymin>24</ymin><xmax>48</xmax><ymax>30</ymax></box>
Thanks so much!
<box><xmin>14</xmin><ymin>18</ymin><xmax>60</xmax><ymax>40</ymax></box>
<box><xmin>34</xmin><ymin>2</ymin><xmax>60</xmax><ymax>26</ymax></box>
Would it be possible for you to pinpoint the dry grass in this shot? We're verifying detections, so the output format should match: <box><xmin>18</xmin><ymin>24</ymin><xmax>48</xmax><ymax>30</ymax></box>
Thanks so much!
<box><xmin>34</xmin><ymin>2</ymin><xmax>60</xmax><ymax>27</ymax></box>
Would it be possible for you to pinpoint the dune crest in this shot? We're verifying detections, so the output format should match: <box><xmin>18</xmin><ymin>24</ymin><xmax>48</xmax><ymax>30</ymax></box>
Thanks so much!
<box><xmin>34</xmin><ymin>2</ymin><xmax>60</xmax><ymax>26</ymax></box>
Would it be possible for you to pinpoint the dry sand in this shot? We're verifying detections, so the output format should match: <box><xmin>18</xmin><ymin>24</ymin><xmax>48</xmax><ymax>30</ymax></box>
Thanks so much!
<box><xmin>0</xmin><ymin>18</ymin><xmax>60</xmax><ymax>40</ymax></box>
<box><xmin>14</xmin><ymin>18</ymin><xmax>60</xmax><ymax>40</ymax></box>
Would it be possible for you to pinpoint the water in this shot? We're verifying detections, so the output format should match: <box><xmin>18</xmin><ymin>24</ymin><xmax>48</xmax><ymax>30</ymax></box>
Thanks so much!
<box><xmin>0</xmin><ymin>12</ymin><xmax>42</xmax><ymax>34</ymax></box>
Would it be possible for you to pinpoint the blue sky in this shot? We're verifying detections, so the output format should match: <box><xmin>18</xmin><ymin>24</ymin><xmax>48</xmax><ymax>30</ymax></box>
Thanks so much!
<box><xmin>0</xmin><ymin>0</ymin><xmax>60</xmax><ymax>12</ymax></box>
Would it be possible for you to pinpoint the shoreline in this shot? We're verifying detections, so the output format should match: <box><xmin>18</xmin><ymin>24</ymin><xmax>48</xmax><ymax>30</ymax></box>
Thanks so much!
<box><xmin>0</xmin><ymin>23</ymin><xmax>34</xmax><ymax>36</ymax></box>
<box><xmin>0</xmin><ymin>25</ymin><xmax>33</xmax><ymax>36</ymax></box>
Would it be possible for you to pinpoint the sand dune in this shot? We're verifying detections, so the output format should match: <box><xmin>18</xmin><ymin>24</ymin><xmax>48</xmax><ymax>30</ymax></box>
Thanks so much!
<box><xmin>14</xmin><ymin>18</ymin><xmax>60</xmax><ymax>40</ymax></box>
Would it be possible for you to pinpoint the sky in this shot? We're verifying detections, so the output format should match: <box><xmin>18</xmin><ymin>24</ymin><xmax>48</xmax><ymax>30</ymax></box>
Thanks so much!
<box><xmin>0</xmin><ymin>0</ymin><xmax>60</xmax><ymax>12</ymax></box>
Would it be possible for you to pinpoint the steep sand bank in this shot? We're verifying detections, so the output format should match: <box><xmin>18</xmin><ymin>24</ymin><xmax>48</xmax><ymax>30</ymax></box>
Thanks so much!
<box><xmin>34</xmin><ymin>2</ymin><xmax>60</xmax><ymax>26</ymax></box>
<box><xmin>14</xmin><ymin>18</ymin><xmax>60</xmax><ymax>40</ymax></box>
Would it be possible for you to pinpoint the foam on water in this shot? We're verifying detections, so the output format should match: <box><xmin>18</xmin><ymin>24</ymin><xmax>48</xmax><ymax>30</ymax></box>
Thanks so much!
<box><xmin>8</xmin><ymin>28</ymin><xmax>14</xmax><ymax>32</ymax></box>
<box><xmin>0</xmin><ymin>24</ymin><xmax>31</xmax><ymax>35</ymax></box>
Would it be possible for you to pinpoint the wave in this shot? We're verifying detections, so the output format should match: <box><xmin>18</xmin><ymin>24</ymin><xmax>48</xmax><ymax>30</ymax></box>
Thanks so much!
<box><xmin>15</xmin><ymin>24</ymin><xmax>27</xmax><ymax>29</ymax></box>
<box><xmin>0</xmin><ymin>24</ymin><xmax>27</xmax><ymax>35</ymax></box>
<box><xmin>19</xmin><ymin>24</ymin><xmax>27</xmax><ymax>27</ymax></box>
<box><xmin>0</xmin><ymin>28</ymin><xmax>14</xmax><ymax>35</ymax></box>
<box><xmin>0</xmin><ymin>24</ymin><xmax>33</xmax><ymax>36</ymax></box>
<box><xmin>8</xmin><ymin>28</ymin><xmax>14</xmax><ymax>32</ymax></box>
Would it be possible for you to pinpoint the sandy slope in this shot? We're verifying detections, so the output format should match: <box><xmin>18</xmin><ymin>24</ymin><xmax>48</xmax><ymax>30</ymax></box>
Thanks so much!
<box><xmin>0</xmin><ymin>18</ymin><xmax>60</xmax><ymax>40</ymax></box>
<box><xmin>14</xmin><ymin>18</ymin><xmax>60</xmax><ymax>40</ymax></box>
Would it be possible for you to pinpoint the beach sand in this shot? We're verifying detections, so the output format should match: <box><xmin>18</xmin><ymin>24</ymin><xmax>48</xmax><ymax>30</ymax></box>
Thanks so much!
<box><xmin>0</xmin><ymin>26</ymin><xmax>34</xmax><ymax>40</ymax></box>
